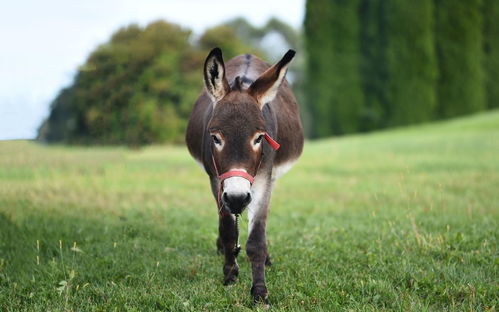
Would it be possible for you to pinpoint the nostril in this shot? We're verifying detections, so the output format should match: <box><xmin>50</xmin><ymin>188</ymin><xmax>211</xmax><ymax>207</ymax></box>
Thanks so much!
<box><xmin>222</xmin><ymin>192</ymin><xmax>229</xmax><ymax>203</ymax></box>
<box><xmin>244</xmin><ymin>193</ymin><xmax>252</xmax><ymax>204</ymax></box>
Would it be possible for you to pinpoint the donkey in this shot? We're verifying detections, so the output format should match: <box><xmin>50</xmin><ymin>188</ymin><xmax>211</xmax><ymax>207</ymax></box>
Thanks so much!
<box><xmin>186</xmin><ymin>47</ymin><xmax>304</xmax><ymax>303</ymax></box>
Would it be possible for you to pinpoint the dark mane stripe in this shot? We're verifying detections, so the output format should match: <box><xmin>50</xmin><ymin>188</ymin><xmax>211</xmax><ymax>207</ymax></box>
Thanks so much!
<box><xmin>243</xmin><ymin>54</ymin><xmax>252</xmax><ymax>76</ymax></box>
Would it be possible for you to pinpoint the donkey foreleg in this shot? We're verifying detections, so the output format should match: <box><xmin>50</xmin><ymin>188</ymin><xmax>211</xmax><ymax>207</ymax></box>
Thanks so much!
<box><xmin>246</xmin><ymin>219</ymin><xmax>269</xmax><ymax>304</ymax></box>
<box><xmin>218</xmin><ymin>214</ymin><xmax>239</xmax><ymax>285</ymax></box>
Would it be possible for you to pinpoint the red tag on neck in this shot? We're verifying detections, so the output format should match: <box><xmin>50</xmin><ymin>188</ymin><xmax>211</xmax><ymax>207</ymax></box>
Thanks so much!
<box><xmin>264</xmin><ymin>133</ymin><xmax>280</xmax><ymax>151</ymax></box>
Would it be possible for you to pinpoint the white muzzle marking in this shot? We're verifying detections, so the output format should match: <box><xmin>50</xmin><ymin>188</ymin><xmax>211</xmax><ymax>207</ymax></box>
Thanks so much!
<box><xmin>223</xmin><ymin>176</ymin><xmax>251</xmax><ymax>197</ymax></box>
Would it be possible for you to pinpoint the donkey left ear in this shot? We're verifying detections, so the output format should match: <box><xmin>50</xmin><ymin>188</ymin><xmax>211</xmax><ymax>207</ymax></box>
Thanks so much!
<box><xmin>204</xmin><ymin>47</ymin><xmax>230</xmax><ymax>104</ymax></box>
<box><xmin>248</xmin><ymin>50</ymin><xmax>295</xmax><ymax>109</ymax></box>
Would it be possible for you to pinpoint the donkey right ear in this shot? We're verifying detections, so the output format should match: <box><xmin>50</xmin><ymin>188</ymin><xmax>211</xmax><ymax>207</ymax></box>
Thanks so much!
<box><xmin>204</xmin><ymin>48</ymin><xmax>230</xmax><ymax>104</ymax></box>
<box><xmin>248</xmin><ymin>50</ymin><xmax>295</xmax><ymax>109</ymax></box>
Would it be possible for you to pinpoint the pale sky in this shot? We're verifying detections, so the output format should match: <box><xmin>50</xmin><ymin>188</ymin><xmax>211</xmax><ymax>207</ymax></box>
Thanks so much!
<box><xmin>0</xmin><ymin>0</ymin><xmax>305</xmax><ymax>140</ymax></box>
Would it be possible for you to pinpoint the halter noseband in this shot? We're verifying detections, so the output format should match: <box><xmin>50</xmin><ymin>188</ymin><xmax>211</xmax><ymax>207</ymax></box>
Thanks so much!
<box><xmin>218</xmin><ymin>170</ymin><xmax>255</xmax><ymax>184</ymax></box>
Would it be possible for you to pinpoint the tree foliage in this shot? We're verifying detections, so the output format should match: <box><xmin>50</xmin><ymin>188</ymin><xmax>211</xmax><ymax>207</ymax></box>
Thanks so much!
<box><xmin>483</xmin><ymin>0</ymin><xmax>499</xmax><ymax>109</ymax></box>
<box><xmin>305</xmin><ymin>0</ymin><xmax>494</xmax><ymax>138</ymax></box>
<box><xmin>305</xmin><ymin>0</ymin><xmax>364</xmax><ymax>136</ymax></box>
<box><xmin>384</xmin><ymin>0</ymin><xmax>437</xmax><ymax>126</ymax></box>
<box><xmin>39</xmin><ymin>18</ymin><xmax>301</xmax><ymax>145</ymax></box>
<box><xmin>435</xmin><ymin>0</ymin><xmax>485</xmax><ymax>118</ymax></box>
<box><xmin>358</xmin><ymin>0</ymin><xmax>388</xmax><ymax>131</ymax></box>
<box><xmin>198</xmin><ymin>25</ymin><xmax>260</xmax><ymax>60</ymax></box>
<box><xmin>39</xmin><ymin>21</ymin><xmax>201</xmax><ymax>145</ymax></box>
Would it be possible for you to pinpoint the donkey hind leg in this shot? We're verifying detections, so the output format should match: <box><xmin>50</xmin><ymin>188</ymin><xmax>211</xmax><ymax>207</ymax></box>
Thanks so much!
<box><xmin>219</xmin><ymin>214</ymin><xmax>239</xmax><ymax>285</ymax></box>
<box><xmin>246</xmin><ymin>220</ymin><xmax>269</xmax><ymax>304</ymax></box>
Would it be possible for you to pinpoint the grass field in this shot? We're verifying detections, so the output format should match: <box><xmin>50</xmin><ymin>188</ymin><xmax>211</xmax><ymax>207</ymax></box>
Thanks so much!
<box><xmin>1</xmin><ymin>112</ymin><xmax>498</xmax><ymax>311</ymax></box>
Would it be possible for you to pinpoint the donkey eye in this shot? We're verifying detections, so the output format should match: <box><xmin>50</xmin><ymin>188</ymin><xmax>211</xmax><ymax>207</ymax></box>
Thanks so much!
<box><xmin>212</xmin><ymin>135</ymin><xmax>221</xmax><ymax>145</ymax></box>
<box><xmin>254</xmin><ymin>135</ymin><xmax>264</xmax><ymax>145</ymax></box>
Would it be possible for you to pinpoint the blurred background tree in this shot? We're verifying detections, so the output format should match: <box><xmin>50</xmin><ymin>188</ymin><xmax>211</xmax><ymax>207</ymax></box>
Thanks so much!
<box><xmin>483</xmin><ymin>0</ymin><xmax>499</xmax><ymax>110</ymax></box>
<box><xmin>384</xmin><ymin>0</ymin><xmax>437</xmax><ymax>127</ymax></box>
<box><xmin>198</xmin><ymin>24</ymin><xmax>260</xmax><ymax>60</ymax></box>
<box><xmin>304</xmin><ymin>0</ymin><xmax>498</xmax><ymax>138</ymax></box>
<box><xmin>435</xmin><ymin>0</ymin><xmax>485</xmax><ymax>119</ymax></box>
<box><xmin>39</xmin><ymin>1</ymin><xmax>499</xmax><ymax>145</ymax></box>
<box><xmin>38</xmin><ymin>18</ymin><xmax>300</xmax><ymax>146</ymax></box>
<box><xmin>305</xmin><ymin>0</ymin><xmax>364</xmax><ymax>136</ymax></box>
<box><xmin>39</xmin><ymin>21</ymin><xmax>200</xmax><ymax>145</ymax></box>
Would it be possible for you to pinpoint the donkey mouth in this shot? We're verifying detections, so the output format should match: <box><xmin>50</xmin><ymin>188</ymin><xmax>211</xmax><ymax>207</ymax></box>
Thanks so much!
<box><xmin>225</xmin><ymin>205</ymin><xmax>246</xmax><ymax>215</ymax></box>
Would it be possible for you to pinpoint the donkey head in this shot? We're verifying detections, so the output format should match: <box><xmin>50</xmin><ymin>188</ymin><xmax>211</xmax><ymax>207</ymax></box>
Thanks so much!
<box><xmin>204</xmin><ymin>48</ymin><xmax>295</xmax><ymax>214</ymax></box>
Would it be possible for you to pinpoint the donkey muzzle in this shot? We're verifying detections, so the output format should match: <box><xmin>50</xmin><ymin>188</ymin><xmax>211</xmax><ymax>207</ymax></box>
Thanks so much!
<box><xmin>217</xmin><ymin>169</ymin><xmax>255</xmax><ymax>215</ymax></box>
<box><xmin>221</xmin><ymin>174</ymin><xmax>252</xmax><ymax>214</ymax></box>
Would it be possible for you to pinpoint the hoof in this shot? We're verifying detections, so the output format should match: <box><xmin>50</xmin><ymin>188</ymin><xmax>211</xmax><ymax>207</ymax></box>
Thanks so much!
<box><xmin>251</xmin><ymin>285</ymin><xmax>269</xmax><ymax>305</ymax></box>
<box><xmin>223</xmin><ymin>263</ymin><xmax>239</xmax><ymax>285</ymax></box>
<box><xmin>265</xmin><ymin>254</ymin><xmax>272</xmax><ymax>267</ymax></box>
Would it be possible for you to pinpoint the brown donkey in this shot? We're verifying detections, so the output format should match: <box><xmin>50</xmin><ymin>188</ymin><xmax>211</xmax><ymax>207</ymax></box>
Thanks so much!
<box><xmin>186</xmin><ymin>48</ymin><xmax>304</xmax><ymax>304</ymax></box>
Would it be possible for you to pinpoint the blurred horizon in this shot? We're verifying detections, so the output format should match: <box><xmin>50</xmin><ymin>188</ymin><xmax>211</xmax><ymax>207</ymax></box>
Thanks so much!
<box><xmin>0</xmin><ymin>0</ymin><xmax>305</xmax><ymax>140</ymax></box>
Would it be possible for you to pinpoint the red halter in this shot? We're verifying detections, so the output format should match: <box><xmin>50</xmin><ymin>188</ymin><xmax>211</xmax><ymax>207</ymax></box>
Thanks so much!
<box><xmin>212</xmin><ymin>132</ymin><xmax>280</xmax><ymax>216</ymax></box>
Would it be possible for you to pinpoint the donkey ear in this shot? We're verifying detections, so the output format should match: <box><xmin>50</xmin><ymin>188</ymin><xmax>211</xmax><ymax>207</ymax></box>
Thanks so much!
<box><xmin>204</xmin><ymin>47</ymin><xmax>230</xmax><ymax>104</ymax></box>
<box><xmin>248</xmin><ymin>50</ymin><xmax>295</xmax><ymax>109</ymax></box>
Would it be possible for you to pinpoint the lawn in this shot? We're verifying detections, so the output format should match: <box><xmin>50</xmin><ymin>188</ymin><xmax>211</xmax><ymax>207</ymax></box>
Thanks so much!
<box><xmin>0</xmin><ymin>112</ymin><xmax>498</xmax><ymax>311</ymax></box>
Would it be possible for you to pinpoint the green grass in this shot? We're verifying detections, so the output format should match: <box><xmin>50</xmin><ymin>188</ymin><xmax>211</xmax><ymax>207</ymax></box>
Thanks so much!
<box><xmin>1</xmin><ymin>112</ymin><xmax>498</xmax><ymax>311</ymax></box>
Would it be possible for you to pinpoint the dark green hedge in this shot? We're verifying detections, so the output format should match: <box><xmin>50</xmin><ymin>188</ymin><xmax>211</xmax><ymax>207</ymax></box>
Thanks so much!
<box><xmin>305</xmin><ymin>0</ymin><xmax>493</xmax><ymax>138</ymax></box>
<box><xmin>384</xmin><ymin>0</ymin><xmax>437</xmax><ymax>126</ymax></box>
<box><xmin>483</xmin><ymin>0</ymin><xmax>499</xmax><ymax>109</ymax></box>
<box><xmin>305</xmin><ymin>0</ymin><xmax>363</xmax><ymax>136</ymax></box>
<box><xmin>435</xmin><ymin>0</ymin><xmax>485</xmax><ymax>118</ymax></box>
